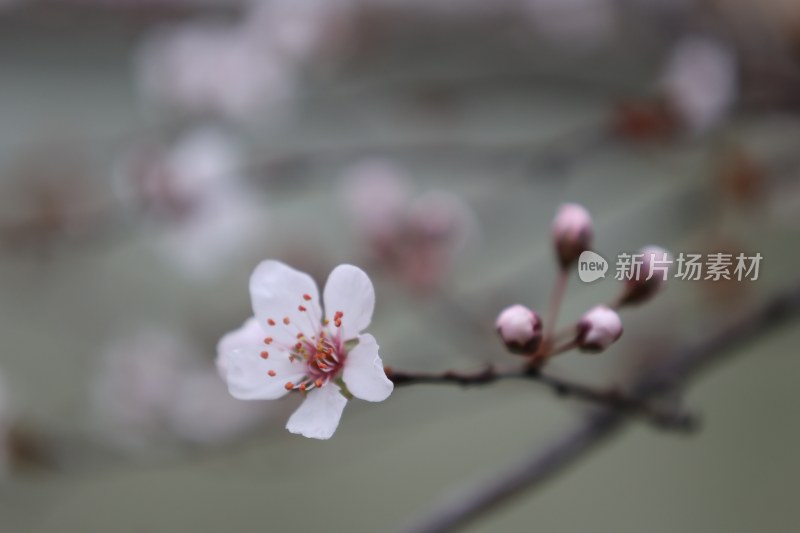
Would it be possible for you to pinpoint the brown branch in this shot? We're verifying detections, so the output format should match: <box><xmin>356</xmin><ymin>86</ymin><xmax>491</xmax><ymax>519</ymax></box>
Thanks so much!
<box><xmin>386</xmin><ymin>366</ymin><xmax>697</xmax><ymax>431</ymax></box>
<box><xmin>400</xmin><ymin>280</ymin><xmax>800</xmax><ymax>533</ymax></box>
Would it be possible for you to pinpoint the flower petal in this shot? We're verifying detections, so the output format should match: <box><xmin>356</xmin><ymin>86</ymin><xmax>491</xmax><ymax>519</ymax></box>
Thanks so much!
<box><xmin>342</xmin><ymin>334</ymin><xmax>393</xmax><ymax>402</ymax></box>
<box><xmin>250</xmin><ymin>260</ymin><xmax>323</xmax><ymax>348</ymax></box>
<box><xmin>217</xmin><ymin>317</ymin><xmax>306</xmax><ymax>400</ymax></box>
<box><xmin>285</xmin><ymin>384</ymin><xmax>348</xmax><ymax>440</ymax></box>
<box><xmin>322</xmin><ymin>264</ymin><xmax>375</xmax><ymax>341</ymax></box>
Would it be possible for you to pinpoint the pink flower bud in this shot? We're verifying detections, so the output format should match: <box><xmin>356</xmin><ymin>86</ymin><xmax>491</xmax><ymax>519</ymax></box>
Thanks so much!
<box><xmin>618</xmin><ymin>245</ymin><xmax>671</xmax><ymax>306</ymax></box>
<box><xmin>496</xmin><ymin>305</ymin><xmax>543</xmax><ymax>355</ymax></box>
<box><xmin>576</xmin><ymin>305</ymin><xmax>622</xmax><ymax>352</ymax></box>
<box><xmin>552</xmin><ymin>203</ymin><xmax>593</xmax><ymax>269</ymax></box>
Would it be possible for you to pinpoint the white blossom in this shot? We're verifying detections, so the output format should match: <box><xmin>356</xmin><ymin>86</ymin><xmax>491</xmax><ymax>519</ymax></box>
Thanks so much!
<box><xmin>217</xmin><ymin>261</ymin><xmax>393</xmax><ymax>440</ymax></box>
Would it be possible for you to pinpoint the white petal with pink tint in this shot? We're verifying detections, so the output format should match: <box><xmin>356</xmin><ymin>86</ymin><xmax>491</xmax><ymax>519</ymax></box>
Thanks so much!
<box><xmin>342</xmin><ymin>334</ymin><xmax>393</xmax><ymax>402</ymax></box>
<box><xmin>250</xmin><ymin>260</ymin><xmax>323</xmax><ymax>347</ymax></box>
<box><xmin>322</xmin><ymin>264</ymin><xmax>374</xmax><ymax>341</ymax></box>
<box><xmin>286</xmin><ymin>384</ymin><xmax>348</xmax><ymax>440</ymax></box>
<box><xmin>217</xmin><ymin>317</ymin><xmax>306</xmax><ymax>400</ymax></box>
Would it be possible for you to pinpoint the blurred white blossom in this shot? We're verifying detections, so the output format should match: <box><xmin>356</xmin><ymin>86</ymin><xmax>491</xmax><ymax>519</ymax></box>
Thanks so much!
<box><xmin>660</xmin><ymin>36</ymin><xmax>738</xmax><ymax>134</ymax></box>
<box><xmin>135</xmin><ymin>21</ymin><xmax>294</xmax><ymax>121</ymax></box>
<box><xmin>167</xmin><ymin>365</ymin><xmax>270</xmax><ymax>446</ymax></box>
<box><xmin>119</xmin><ymin>127</ymin><xmax>245</xmax><ymax>214</ymax></box>
<box><xmin>115</xmin><ymin>128</ymin><xmax>267</xmax><ymax>279</ymax></box>
<box><xmin>134</xmin><ymin>0</ymin><xmax>362</xmax><ymax>121</ymax></box>
<box><xmin>91</xmin><ymin>327</ymin><xmax>270</xmax><ymax>454</ymax></box>
<box><xmin>155</xmin><ymin>188</ymin><xmax>265</xmax><ymax>279</ymax></box>
<box><xmin>244</xmin><ymin>0</ymin><xmax>358</xmax><ymax>66</ymax></box>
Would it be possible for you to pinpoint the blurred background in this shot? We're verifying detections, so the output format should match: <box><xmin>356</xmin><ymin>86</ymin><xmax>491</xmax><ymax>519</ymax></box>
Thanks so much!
<box><xmin>1</xmin><ymin>1</ymin><xmax>800</xmax><ymax>532</ymax></box>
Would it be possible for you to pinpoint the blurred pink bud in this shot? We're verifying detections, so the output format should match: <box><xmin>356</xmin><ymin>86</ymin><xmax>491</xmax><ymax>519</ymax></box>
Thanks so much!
<box><xmin>341</xmin><ymin>158</ymin><xmax>412</xmax><ymax>246</ymax></box>
<box><xmin>619</xmin><ymin>245</ymin><xmax>672</xmax><ymax>306</ymax></box>
<box><xmin>552</xmin><ymin>203</ymin><xmax>593</xmax><ymax>269</ymax></box>
<box><xmin>576</xmin><ymin>305</ymin><xmax>622</xmax><ymax>352</ymax></box>
<box><xmin>403</xmin><ymin>191</ymin><xmax>475</xmax><ymax>290</ymax></box>
<box><xmin>406</xmin><ymin>191</ymin><xmax>473</xmax><ymax>250</ymax></box>
<box><xmin>342</xmin><ymin>160</ymin><xmax>476</xmax><ymax>292</ymax></box>
<box><xmin>496</xmin><ymin>304</ymin><xmax>543</xmax><ymax>355</ymax></box>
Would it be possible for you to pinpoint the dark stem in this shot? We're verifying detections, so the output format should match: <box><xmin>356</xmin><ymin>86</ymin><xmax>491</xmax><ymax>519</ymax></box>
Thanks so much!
<box><xmin>385</xmin><ymin>365</ymin><xmax>696</xmax><ymax>432</ymax></box>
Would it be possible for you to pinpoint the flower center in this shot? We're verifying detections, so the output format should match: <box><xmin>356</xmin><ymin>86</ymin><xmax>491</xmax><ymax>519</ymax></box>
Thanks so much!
<box><xmin>288</xmin><ymin>329</ymin><xmax>345</xmax><ymax>392</ymax></box>
<box><xmin>261</xmin><ymin>292</ymin><xmax>348</xmax><ymax>394</ymax></box>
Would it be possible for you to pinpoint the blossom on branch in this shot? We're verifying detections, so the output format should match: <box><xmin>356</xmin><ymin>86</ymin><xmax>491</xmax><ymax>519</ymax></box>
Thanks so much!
<box><xmin>217</xmin><ymin>261</ymin><xmax>393</xmax><ymax>440</ymax></box>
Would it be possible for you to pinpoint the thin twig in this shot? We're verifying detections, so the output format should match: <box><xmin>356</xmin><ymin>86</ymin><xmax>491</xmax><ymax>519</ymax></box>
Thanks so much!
<box><xmin>386</xmin><ymin>366</ymin><xmax>697</xmax><ymax>431</ymax></box>
<box><xmin>543</xmin><ymin>270</ymin><xmax>569</xmax><ymax>350</ymax></box>
<box><xmin>399</xmin><ymin>280</ymin><xmax>800</xmax><ymax>533</ymax></box>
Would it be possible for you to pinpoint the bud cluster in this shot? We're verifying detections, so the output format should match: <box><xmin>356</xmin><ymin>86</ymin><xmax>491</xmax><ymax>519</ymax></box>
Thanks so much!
<box><xmin>495</xmin><ymin>202</ymin><xmax>667</xmax><ymax>363</ymax></box>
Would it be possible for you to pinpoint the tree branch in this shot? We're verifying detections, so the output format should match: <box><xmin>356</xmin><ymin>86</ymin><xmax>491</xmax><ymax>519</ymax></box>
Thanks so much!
<box><xmin>399</xmin><ymin>280</ymin><xmax>800</xmax><ymax>533</ymax></box>
<box><xmin>386</xmin><ymin>366</ymin><xmax>697</xmax><ymax>431</ymax></box>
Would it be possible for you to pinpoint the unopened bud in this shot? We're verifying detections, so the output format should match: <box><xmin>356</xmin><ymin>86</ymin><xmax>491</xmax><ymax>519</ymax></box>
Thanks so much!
<box><xmin>618</xmin><ymin>245</ymin><xmax>671</xmax><ymax>306</ymax></box>
<box><xmin>576</xmin><ymin>305</ymin><xmax>622</xmax><ymax>352</ymax></box>
<box><xmin>495</xmin><ymin>305</ymin><xmax>543</xmax><ymax>355</ymax></box>
<box><xmin>552</xmin><ymin>203</ymin><xmax>593</xmax><ymax>269</ymax></box>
